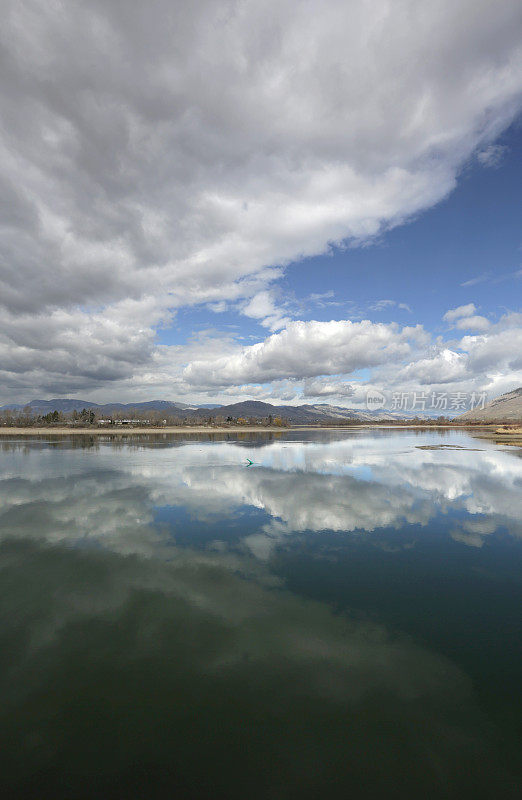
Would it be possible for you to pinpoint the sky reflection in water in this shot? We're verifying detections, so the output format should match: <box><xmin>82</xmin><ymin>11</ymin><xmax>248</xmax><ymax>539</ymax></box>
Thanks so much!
<box><xmin>0</xmin><ymin>429</ymin><xmax>521</xmax><ymax>798</ymax></box>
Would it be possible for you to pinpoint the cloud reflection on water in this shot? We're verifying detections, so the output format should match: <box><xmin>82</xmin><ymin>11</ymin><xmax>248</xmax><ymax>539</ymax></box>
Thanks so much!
<box><xmin>0</xmin><ymin>431</ymin><xmax>520</xmax><ymax>796</ymax></box>
<box><xmin>0</xmin><ymin>431</ymin><xmax>520</xmax><ymax>558</ymax></box>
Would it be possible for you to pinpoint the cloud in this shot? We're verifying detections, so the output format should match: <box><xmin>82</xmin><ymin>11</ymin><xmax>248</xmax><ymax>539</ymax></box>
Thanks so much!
<box><xmin>2</xmin><ymin>433</ymin><xmax>521</xmax><ymax>555</ymax></box>
<box><xmin>369</xmin><ymin>313</ymin><xmax>522</xmax><ymax>395</ymax></box>
<box><xmin>1</xmin><ymin>534</ymin><xmax>500</xmax><ymax>796</ymax></box>
<box><xmin>202</xmin><ymin>311</ymin><xmax>522</xmax><ymax>404</ymax></box>
<box><xmin>476</xmin><ymin>144</ymin><xmax>508</xmax><ymax>168</ymax></box>
<box><xmin>460</xmin><ymin>273</ymin><xmax>491</xmax><ymax>287</ymax></box>
<box><xmin>370</xmin><ymin>299</ymin><xmax>397</xmax><ymax>311</ymax></box>
<box><xmin>183</xmin><ymin>319</ymin><xmax>427</xmax><ymax>387</ymax></box>
<box><xmin>443</xmin><ymin>304</ymin><xmax>490</xmax><ymax>332</ymax></box>
<box><xmin>2</xmin><ymin>433</ymin><xmax>520</xmax><ymax>793</ymax></box>
<box><xmin>0</xmin><ymin>0</ymin><xmax>522</xmax><ymax>397</ymax></box>
<box><xmin>461</xmin><ymin>268</ymin><xmax>522</xmax><ymax>287</ymax></box>
<box><xmin>443</xmin><ymin>303</ymin><xmax>477</xmax><ymax>322</ymax></box>
<box><xmin>303</xmin><ymin>378</ymin><xmax>355</xmax><ymax>398</ymax></box>
<box><xmin>461</xmin><ymin>318</ymin><xmax>522</xmax><ymax>373</ymax></box>
<box><xmin>392</xmin><ymin>348</ymin><xmax>470</xmax><ymax>386</ymax></box>
<box><xmin>454</xmin><ymin>315</ymin><xmax>490</xmax><ymax>331</ymax></box>
<box><xmin>309</xmin><ymin>290</ymin><xmax>335</xmax><ymax>304</ymax></box>
<box><xmin>240</xmin><ymin>289</ymin><xmax>292</xmax><ymax>331</ymax></box>
<box><xmin>370</xmin><ymin>300</ymin><xmax>413</xmax><ymax>313</ymax></box>
<box><xmin>206</xmin><ymin>301</ymin><xmax>228</xmax><ymax>313</ymax></box>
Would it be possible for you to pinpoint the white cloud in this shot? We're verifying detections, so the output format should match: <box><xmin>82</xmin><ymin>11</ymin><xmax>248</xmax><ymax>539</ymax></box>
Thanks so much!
<box><xmin>206</xmin><ymin>301</ymin><xmax>228</xmax><ymax>313</ymax></box>
<box><xmin>184</xmin><ymin>319</ymin><xmax>427</xmax><ymax>387</ymax></box>
<box><xmin>443</xmin><ymin>303</ymin><xmax>477</xmax><ymax>322</ymax></box>
<box><xmin>240</xmin><ymin>290</ymin><xmax>292</xmax><ymax>331</ymax></box>
<box><xmin>303</xmin><ymin>378</ymin><xmax>355</xmax><ymax>398</ymax></box>
<box><xmin>392</xmin><ymin>348</ymin><xmax>470</xmax><ymax>386</ymax></box>
<box><xmin>460</xmin><ymin>274</ymin><xmax>491</xmax><ymax>287</ymax></box>
<box><xmin>180</xmin><ymin>312</ymin><xmax>522</xmax><ymax>405</ymax></box>
<box><xmin>364</xmin><ymin>314</ymin><xmax>522</xmax><ymax>397</ymax></box>
<box><xmin>443</xmin><ymin>304</ymin><xmax>490</xmax><ymax>332</ymax></box>
<box><xmin>462</xmin><ymin>319</ymin><xmax>522</xmax><ymax>373</ymax></box>
<box><xmin>370</xmin><ymin>300</ymin><xmax>397</xmax><ymax>311</ymax></box>
<box><xmin>370</xmin><ymin>300</ymin><xmax>413</xmax><ymax>313</ymax></box>
<box><xmin>460</xmin><ymin>269</ymin><xmax>522</xmax><ymax>288</ymax></box>
<box><xmin>454</xmin><ymin>315</ymin><xmax>490</xmax><ymax>332</ymax></box>
<box><xmin>476</xmin><ymin>144</ymin><xmax>508</xmax><ymax>168</ymax></box>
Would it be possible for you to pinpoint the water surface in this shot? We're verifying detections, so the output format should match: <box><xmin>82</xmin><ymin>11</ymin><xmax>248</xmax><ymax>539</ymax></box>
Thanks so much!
<box><xmin>0</xmin><ymin>429</ymin><xmax>521</xmax><ymax>798</ymax></box>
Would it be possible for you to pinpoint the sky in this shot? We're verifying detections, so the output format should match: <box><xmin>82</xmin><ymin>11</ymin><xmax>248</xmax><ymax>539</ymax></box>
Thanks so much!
<box><xmin>0</xmin><ymin>0</ymin><xmax>521</xmax><ymax>410</ymax></box>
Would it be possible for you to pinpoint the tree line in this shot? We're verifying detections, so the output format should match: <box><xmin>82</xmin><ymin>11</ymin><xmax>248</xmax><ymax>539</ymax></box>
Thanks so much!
<box><xmin>0</xmin><ymin>407</ymin><xmax>291</xmax><ymax>428</ymax></box>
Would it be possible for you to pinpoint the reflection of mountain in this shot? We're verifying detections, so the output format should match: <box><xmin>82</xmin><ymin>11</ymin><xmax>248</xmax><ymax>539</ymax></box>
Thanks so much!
<box><xmin>0</xmin><ymin>536</ymin><xmax>515</xmax><ymax>798</ymax></box>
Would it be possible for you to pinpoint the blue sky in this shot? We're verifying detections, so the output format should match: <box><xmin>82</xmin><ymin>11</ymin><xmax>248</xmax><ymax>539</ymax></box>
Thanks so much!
<box><xmin>0</xmin><ymin>0</ymin><xmax>521</xmax><ymax>408</ymax></box>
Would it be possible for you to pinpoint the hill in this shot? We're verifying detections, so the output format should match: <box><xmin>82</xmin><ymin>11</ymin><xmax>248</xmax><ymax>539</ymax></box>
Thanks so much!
<box><xmin>459</xmin><ymin>387</ymin><xmax>522</xmax><ymax>422</ymax></box>
<box><xmin>0</xmin><ymin>399</ymin><xmax>197</xmax><ymax>414</ymax></box>
<box><xmin>1</xmin><ymin>397</ymin><xmax>417</xmax><ymax>423</ymax></box>
<box><xmin>187</xmin><ymin>401</ymin><xmax>410</xmax><ymax>423</ymax></box>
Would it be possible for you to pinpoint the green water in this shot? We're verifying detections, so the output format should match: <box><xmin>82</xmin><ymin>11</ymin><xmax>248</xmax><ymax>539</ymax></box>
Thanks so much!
<box><xmin>0</xmin><ymin>429</ymin><xmax>521</xmax><ymax>798</ymax></box>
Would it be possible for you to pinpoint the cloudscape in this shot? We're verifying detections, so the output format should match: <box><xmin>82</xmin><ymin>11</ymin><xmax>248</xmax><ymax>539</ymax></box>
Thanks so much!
<box><xmin>1</xmin><ymin>0</ymin><xmax>521</xmax><ymax>406</ymax></box>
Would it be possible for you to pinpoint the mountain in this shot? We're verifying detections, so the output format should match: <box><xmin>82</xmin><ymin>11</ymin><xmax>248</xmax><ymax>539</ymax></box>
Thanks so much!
<box><xmin>0</xmin><ymin>399</ymin><xmax>100</xmax><ymax>413</ymax></box>
<box><xmin>0</xmin><ymin>399</ymin><xmax>197</xmax><ymax>414</ymax></box>
<box><xmin>185</xmin><ymin>400</ymin><xmax>417</xmax><ymax>423</ymax></box>
<box><xmin>458</xmin><ymin>387</ymin><xmax>522</xmax><ymax>422</ymax></box>
<box><xmin>1</xmin><ymin>397</ymin><xmax>424</xmax><ymax>422</ymax></box>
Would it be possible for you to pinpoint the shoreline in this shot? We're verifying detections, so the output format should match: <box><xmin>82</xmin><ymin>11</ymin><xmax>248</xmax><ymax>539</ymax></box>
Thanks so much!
<box><xmin>0</xmin><ymin>423</ymin><xmax>504</xmax><ymax>436</ymax></box>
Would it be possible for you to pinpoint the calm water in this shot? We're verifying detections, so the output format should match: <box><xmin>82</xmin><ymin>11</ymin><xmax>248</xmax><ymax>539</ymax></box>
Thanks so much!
<box><xmin>0</xmin><ymin>429</ymin><xmax>521</xmax><ymax>798</ymax></box>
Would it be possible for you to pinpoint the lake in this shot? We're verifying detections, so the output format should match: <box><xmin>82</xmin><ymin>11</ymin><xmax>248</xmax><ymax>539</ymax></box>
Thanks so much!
<box><xmin>0</xmin><ymin>428</ymin><xmax>521</xmax><ymax>798</ymax></box>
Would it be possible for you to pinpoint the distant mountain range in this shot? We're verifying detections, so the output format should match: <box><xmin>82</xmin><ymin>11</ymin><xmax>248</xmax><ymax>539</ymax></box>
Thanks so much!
<box><xmin>0</xmin><ymin>397</ymin><xmax>423</xmax><ymax>422</ymax></box>
<box><xmin>5</xmin><ymin>391</ymin><xmax>521</xmax><ymax>423</ymax></box>
<box><xmin>459</xmin><ymin>387</ymin><xmax>522</xmax><ymax>422</ymax></box>
<box><xmin>0</xmin><ymin>398</ymin><xmax>202</xmax><ymax>413</ymax></box>
<box><xmin>188</xmin><ymin>400</ymin><xmax>412</xmax><ymax>423</ymax></box>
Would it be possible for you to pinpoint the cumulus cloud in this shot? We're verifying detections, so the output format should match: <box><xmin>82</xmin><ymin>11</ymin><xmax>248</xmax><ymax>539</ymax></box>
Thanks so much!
<box><xmin>443</xmin><ymin>303</ymin><xmax>477</xmax><ymax>322</ymax></box>
<box><xmin>303</xmin><ymin>378</ymin><xmax>355</xmax><ymax>398</ymax></box>
<box><xmin>392</xmin><ymin>348</ymin><xmax>470</xmax><ymax>386</ymax></box>
<box><xmin>0</xmin><ymin>0</ymin><xmax>522</xmax><ymax>398</ymax></box>
<box><xmin>454</xmin><ymin>315</ymin><xmax>490</xmax><ymax>331</ymax></box>
<box><xmin>184</xmin><ymin>319</ymin><xmax>427</xmax><ymax>387</ymax></box>
<box><xmin>192</xmin><ymin>311</ymin><xmax>522</xmax><ymax>406</ymax></box>
<box><xmin>443</xmin><ymin>304</ymin><xmax>490</xmax><ymax>332</ymax></box>
<box><xmin>462</xmin><ymin>319</ymin><xmax>522</xmax><ymax>373</ymax></box>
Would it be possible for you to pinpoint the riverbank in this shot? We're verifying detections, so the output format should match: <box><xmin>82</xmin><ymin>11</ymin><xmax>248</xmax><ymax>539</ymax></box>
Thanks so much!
<box><xmin>0</xmin><ymin>423</ymin><xmax>502</xmax><ymax>436</ymax></box>
<box><xmin>469</xmin><ymin>426</ymin><xmax>522</xmax><ymax>446</ymax></box>
<box><xmin>0</xmin><ymin>426</ymin><xmax>289</xmax><ymax>435</ymax></box>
